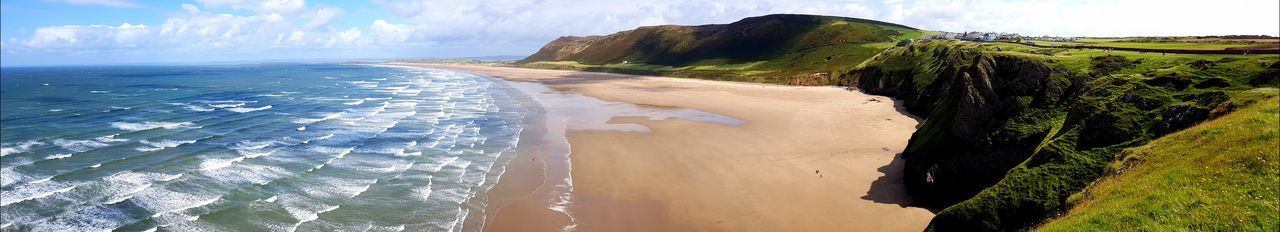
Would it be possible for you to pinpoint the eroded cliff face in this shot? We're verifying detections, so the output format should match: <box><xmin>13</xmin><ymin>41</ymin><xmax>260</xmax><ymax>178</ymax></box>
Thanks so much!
<box><xmin>845</xmin><ymin>41</ymin><xmax>1257</xmax><ymax>231</ymax></box>
<box><xmin>854</xmin><ymin>46</ymin><xmax>1078</xmax><ymax>207</ymax></box>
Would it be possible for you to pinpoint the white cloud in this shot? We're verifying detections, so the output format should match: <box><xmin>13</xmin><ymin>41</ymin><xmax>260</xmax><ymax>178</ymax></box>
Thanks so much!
<box><xmin>22</xmin><ymin>23</ymin><xmax>150</xmax><ymax>49</ymax></box>
<box><xmin>888</xmin><ymin>0</ymin><xmax>1280</xmax><ymax>37</ymax></box>
<box><xmin>369</xmin><ymin>19</ymin><xmax>412</xmax><ymax>44</ymax></box>
<box><xmin>8</xmin><ymin>0</ymin><xmax>361</xmax><ymax>56</ymax></box>
<box><xmin>196</xmin><ymin>0</ymin><xmax>306</xmax><ymax>15</ymax></box>
<box><xmin>43</xmin><ymin>0</ymin><xmax>139</xmax><ymax>8</ymax></box>
<box><xmin>3</xmin><ymin>0</ymin><xmax>1277</xmax><ymax>66</ymax></box>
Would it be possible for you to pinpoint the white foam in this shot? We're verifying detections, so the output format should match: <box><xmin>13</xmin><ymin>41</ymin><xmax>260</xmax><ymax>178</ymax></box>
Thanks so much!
<box><xmin>130</xmin><ymin>188</ymin><xmax>220</xmax><ymax>217</ymax></box>
<box><xmin>292</xmin><ymin>112</ymin><xmax>343</xmax><ymax>124</ymax></box>
<box><xmin>94</xmin><ymin>134</ymin><xmax>128</xmax><ymax>143</ymax></box>
<box><xmin>343</xmin><ymin>99</ymin><xmax>365</xmax><ymax>105</ymax></box>
<box><xmin>232</xmin><ymin>139</ymin><xmax>275</xmax><ymax>150</ymax></box>
<box><xmin>1</xmin><ymin>140</ymin><xmax>44</xmax><ymax>157</ymax></box>
<box><xmin>51</xmin><ymin>138</ymin><xmax>111</xmax><ymax>153</ymax></box>
<box><xmin>29</xmin><ymin>205</ymin><xmax>134</xmax><ymax>232</ymax></box>
<box><xmin>208</xmin><ymin>102</ymin><xmax>246</xmax><ymax>108</ymax></box>
<box><xmin>111</xmin><ymin>121</ymin><xmax>196</xmax><ymax>131</ymax></box>
<box><xmin>1</xmin><ymin>167</ymin><xmax>29</xmax><ymax>187</ymax></box>
<box><xmin>186</xmin><ymin>105</ymin><xmax>215</xmax><ymax>112</ymax></box>
<box><xmin>136</xmin><ymin>139</ymin><xmax>198</xmax><ymax>152</ymax></box>
<box><xmin>46</xmin><ymin>153</ymin><xmax>72</xmax><ymax>160</ymax></box>
<box><xmin>199</xmin><ymin>157</ymin><xmax>246</xmax><ymax>171</ymax></box>
<box><xmin>202</xmin><ymin>163</ymin><xmax>288</xmax><ymax>186</ymax></box>
<box><xmin>279</xmin><ymin>195</ymin><xmax>341</xmax><ymax>232</ymax></box>
<box><xmin>421</xmin><ymin>156</ymin><xmax>460</xmax><ymax>173</ymax></box>
<box><xmin>48</xmin><ymin>109</ymin><xmax>64</xmax><ymax>112</ymax></box>
<box><xmin>0</xmin><ymin>180</ymin><xmax>76</xmax><ymax>206</ymax></box>
<box><xmin>226</xmin><ymin>105</ymin><xmax>272</xmax><ymax>113</ymax></box>
<box><xmin>101</xmin><ymin>171</ymin><xmax>183</xmax><ymax>204</ymax></box>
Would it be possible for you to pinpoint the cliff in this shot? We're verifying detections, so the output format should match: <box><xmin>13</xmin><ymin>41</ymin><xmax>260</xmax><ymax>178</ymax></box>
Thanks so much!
<box><xmin>845</xmin><ymin>40</ymin><xmax>1280</xmax><ymax>230</ymax></box>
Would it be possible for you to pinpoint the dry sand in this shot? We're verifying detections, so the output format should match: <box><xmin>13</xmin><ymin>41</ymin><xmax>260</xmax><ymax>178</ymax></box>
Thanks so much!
<box><xmin>386</xmin><ymin>63</ymin><xmax>934</xmax><ymax>231</ymax></box>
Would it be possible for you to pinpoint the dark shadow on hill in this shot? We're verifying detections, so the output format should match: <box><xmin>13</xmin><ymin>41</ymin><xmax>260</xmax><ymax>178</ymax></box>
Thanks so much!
<box><xmin>861</xmin><ymin>151</ymin><xmax>944</xmax><ymax>213</ymax></box>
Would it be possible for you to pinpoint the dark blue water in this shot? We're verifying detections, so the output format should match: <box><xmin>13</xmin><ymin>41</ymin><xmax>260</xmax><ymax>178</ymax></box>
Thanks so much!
<box><xmin>0</xmin><ymin>64</ymin><xmax>527</xmax><ymax>231</ymax></box>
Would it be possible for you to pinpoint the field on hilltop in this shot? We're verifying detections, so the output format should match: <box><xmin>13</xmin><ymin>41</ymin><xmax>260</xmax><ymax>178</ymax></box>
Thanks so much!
<box><xmin>1027</xmin><ymin>36</ymin><xmax>1280</xmax><ymax>51</ymax></box>
<box><xmin>518</xmin><ymin>14</ymin><xmax>922</xmax><ymax>85</ymax></box>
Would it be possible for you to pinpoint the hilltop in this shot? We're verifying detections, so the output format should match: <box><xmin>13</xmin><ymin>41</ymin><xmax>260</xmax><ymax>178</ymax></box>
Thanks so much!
<box><xmin>518</xmin><ymin>14</ymin><xmax>922</xmax><ymax>85</ymax></box>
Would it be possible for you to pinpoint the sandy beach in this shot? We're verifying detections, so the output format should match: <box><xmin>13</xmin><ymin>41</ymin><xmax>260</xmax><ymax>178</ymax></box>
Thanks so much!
<box><xmin>386</xmin><ymin>63</ymin><xmax>935</xmax><ymax>231</ymax></box>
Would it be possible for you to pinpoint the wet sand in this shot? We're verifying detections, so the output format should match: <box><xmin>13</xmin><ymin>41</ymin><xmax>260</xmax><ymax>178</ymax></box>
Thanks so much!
<box><xmin>385</xmin><ymin>63</ymin><xmax>935</xmax><ymax>231</ymax></box>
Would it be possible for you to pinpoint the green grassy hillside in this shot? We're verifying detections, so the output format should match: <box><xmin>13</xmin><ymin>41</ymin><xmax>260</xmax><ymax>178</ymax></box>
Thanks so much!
<box><xmin>843</xmin><ymin>40</ymin><xmax>1279</xmax><ymax>231</ymax></box>
<box><xmin>518</xmin><ymin>14</ymin><xmax>921</xmax><ymax>85</ymax></box>
<box><xmin>1038</xmin><ymin>88</ymin><xmax>1279</xmax><ymax>231</ymax></box>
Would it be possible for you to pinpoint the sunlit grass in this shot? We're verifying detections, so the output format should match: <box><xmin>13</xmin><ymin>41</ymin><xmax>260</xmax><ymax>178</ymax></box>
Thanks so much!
<box><xmin>1039</xmin><ymin>89</ymin><xmax>1279</xmax><ymax>231</ymax></box>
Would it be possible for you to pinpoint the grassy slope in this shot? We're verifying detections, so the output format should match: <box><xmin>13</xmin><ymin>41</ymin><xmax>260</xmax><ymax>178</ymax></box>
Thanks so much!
<box><xmin>518</xmin><ymin>14</ymin><xmax>921</xmax><ymax>85</ymax></box>
<box><xmin>1039</xmin><ymin>89</ymin><xmax>1279</xmax><ymax>231</ymax></box>
<box><xmin>844</xmin><ymin>39</ymin><xmax>1279</xmax><ymax>231</ymax></box>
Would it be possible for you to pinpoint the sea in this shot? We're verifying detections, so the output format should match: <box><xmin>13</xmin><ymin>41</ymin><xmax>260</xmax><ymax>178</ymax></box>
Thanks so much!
<box><xmin>0</xmin><ymin>64</ymin><xmax>530</xmax><ymax>231</ymax></box>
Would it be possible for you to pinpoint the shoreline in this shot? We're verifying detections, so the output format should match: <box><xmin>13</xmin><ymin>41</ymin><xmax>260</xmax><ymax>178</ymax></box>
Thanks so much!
<box><xmin>383</xmin><ymin>62</ymin><xmax>935</xmax><ymax>231</ymax></box>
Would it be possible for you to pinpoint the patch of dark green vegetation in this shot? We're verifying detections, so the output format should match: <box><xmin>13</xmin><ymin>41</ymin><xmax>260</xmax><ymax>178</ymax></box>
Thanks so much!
<box><xmin>1089</xmin><ymin>55</ymin><xmax>1141</xmax><ymax>76</ymax></box>
<box><xmin>841</xmin><ymin>40</ymin><xmax>1280</xmax><ymax>231</ymax></box>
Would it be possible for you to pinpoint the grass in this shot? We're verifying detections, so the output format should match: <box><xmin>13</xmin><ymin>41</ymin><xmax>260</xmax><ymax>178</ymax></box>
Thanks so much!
<box><xmin>1038</xmin><ymin>88</ymin><xmax>1279</xmax><ymax>231</ymax></box>
<box><xmin>1027</xmin><ymin>39</ymin><xmax>1279</xmax><ymax>51</ymax></box>
<box><xmin>979</xmin><ymin>42</ymin><xmax>1279</xmax><ymax>82</ymax></box>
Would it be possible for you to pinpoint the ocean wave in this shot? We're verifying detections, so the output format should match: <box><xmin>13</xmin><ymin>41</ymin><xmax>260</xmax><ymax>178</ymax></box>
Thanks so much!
<box><xmin>136</xmin><ymin>139</ymin><xmax>198</xmax><ymax>152</ymax></box>
<box><xmin>52</xmin><ymin>138</ymin><xmax>112</xmax><ymax>153</ymax></box>
<box><xmin>111</xmin><ymin>121</ymin><xmax>197</xmax><ymax>131</ymax></box>
<box><xmin>292</xmin><ymin>112</ymin><xmax>343</xmax><ymax>124</ymax></box>
<box><xmin>0</xmin><ymin>180</ymin><xmax>77</xmax><ymax>206</ymax></box>
<box><xmin>201</xmin><ymin>163</ymin><xmax>288</xmax><ymax>186</ymax></box>
<box><xmin>186</xmin><ymin>105</ymin><xmax>215</xmax><ymax>112</ymax></box>
<box><xmin>226</xmin><ymin>105</ymin><xmax>272</xmax><ymax>113</ymax></box>
<box><xmin>129</xmin><ymin>188</ymin><xmax>221</xmax><ymax>218</ymax></box>
<box><xmin>1</xmin><ymin>167</ymin><xmax>30</xmax><ymax>187</ymax></box>
<box><xmin>232</xmin><ymin>139</ymin><xmax>275</xmax><ymax>150</ymax></box>
<box><xmin>1</xmin><ymin>140</ymin><xmax>45</xmax><ymax>157</ymax></box>
<box><xmin>199</xmin><ymin>157</ymin><xmax>242</xmax><ymax>171</ymax></box>
<box><xmin>46</xmin><ymin>154</ymin><xmax>73</xmax><ymax>160</ymax></box>
<box><xmin>101</xmin><ymin>171</ymin><xmax>184</xmax><ymax>203</ymax></box>
<box><xmin>95</xmin><ymin>134</ymin><xmax>129</xmax><ymax>143</ymax></box>
<box><xmin>343</xmin><ymin>99</ymin><xmax>365</xmax><ymax>105</ymax></box>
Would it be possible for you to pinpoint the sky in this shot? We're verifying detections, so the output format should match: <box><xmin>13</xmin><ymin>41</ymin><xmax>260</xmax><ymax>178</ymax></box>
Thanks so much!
<box><xmin>1</xmin><ymin>0</ymin><xmax>1277</xmax><ymax>66</ymax></box>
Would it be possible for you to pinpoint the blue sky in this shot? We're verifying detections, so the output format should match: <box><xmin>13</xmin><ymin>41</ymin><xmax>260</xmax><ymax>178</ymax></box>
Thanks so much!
<box><xmin>2</xmin><ymin>0</ymin><xmax>1278</xmax><ymax>66</ymax></box>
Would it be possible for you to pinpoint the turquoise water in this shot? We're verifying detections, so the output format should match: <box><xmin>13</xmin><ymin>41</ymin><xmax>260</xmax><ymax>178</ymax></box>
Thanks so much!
<box><xmin>0</xmin><ymin>64</ymin><xmax>527</xmax><ymax>231</ymax></box>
